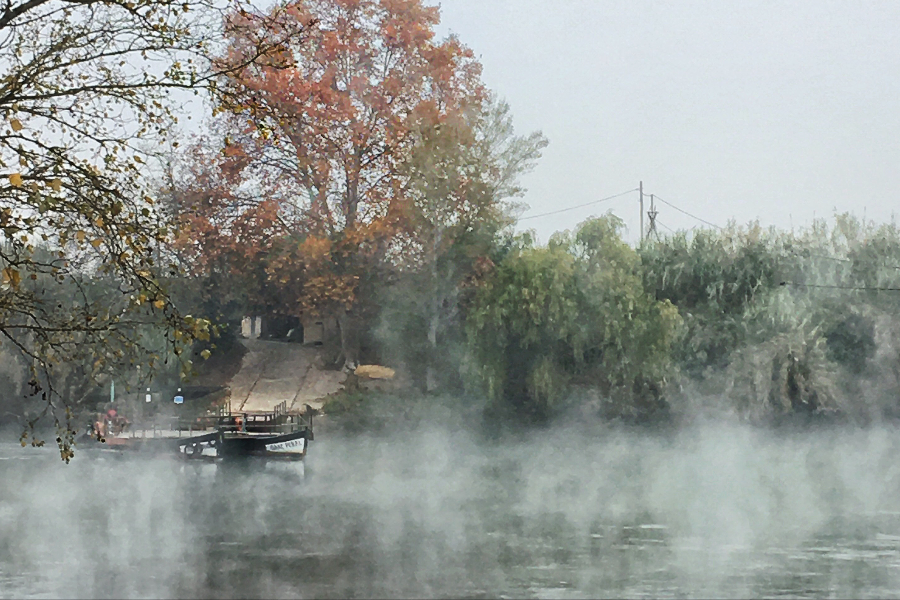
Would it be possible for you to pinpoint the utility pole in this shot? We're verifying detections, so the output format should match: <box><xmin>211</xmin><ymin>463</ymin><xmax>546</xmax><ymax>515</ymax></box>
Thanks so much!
<box><xmin>647</xmin><ymin>194</ymin><xmax>658</xmax><ymax>240</ymax></box>
<box><xmin>639</xmin><ymin>181</ymin><xmax>644</xmax><ymax>245</ymax></box>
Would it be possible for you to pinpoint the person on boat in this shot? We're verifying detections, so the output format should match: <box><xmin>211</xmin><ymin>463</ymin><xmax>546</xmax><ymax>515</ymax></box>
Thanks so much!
<box><xmin>115</xmin><ymin>413</ymin><xmax>130</xmax><ymax>434</ymax></box>
<box><xmin>103</xmin><ymin>409</ymin><xmax>116</xmax><ymax>436</ymax></box>
<box><xmin>93</xmin><ymin>413</ymin><xmax>106</xmax><ymax>439</ymax></box>
<box><xmin>104</xmin><ymin>408</ymin><xmax>130</xmax><ymax>436</ymax></box>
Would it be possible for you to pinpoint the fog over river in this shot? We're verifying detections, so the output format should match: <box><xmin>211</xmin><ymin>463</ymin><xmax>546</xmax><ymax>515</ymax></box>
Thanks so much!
<box><xmin>3</xmin><ymin>421</ymin><xmax>900</xmax><ymax>598</ymax></box>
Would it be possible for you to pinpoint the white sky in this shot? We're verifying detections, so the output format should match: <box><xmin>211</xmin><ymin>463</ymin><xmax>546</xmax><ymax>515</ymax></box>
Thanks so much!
<box><xmin>434</xmin><ymin>0</ymin><xmax>900</xmax><ymax>245</ymax></box>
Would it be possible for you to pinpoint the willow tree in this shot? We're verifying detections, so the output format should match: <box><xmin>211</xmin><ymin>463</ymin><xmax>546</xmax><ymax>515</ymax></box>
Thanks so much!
<box><xmin>467</xmin><ymin>215</ymin><xmax>681</xmax><ymax>422</ymax></box>
<box><xmin>0</xmin><ymin>0</ymin><xmax>305</xmax><ymax>459</ymax></box>
<box><xmin>639</xmin><ymin>216</ymin><xmax>900</xmax><ymax>421</ymax></box>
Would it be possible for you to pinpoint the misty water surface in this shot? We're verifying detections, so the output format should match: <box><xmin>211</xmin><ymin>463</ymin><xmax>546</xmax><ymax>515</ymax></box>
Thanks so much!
<box><xmin>3</xmin><ymin>422</ymin><xmax>900</xmax><ymax>598</ymax></box>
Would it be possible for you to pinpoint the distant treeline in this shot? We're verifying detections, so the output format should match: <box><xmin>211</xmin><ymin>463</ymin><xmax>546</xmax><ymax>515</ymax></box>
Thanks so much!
<box><xmin>375</xmin><ymin>213</ymin><xmax>900</xmax><ymax>425</ymax></box>
<box><xmin>4</xmin><ymin>213</ymin><xmax>900</xmax><ymax>430</ymax></box>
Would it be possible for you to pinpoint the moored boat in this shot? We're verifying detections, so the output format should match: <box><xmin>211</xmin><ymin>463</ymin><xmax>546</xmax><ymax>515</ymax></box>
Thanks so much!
<box><xmin>92</xmin><ymin>401</ymin><xmax>314</xmax><ymax>461</ymax></box>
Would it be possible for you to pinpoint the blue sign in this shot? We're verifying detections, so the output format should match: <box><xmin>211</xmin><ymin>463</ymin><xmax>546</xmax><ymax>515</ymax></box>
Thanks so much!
<box><xmin>174</xmin><ymin>395</ymin><xmax>184</xmax><ymax>404</ymax></box>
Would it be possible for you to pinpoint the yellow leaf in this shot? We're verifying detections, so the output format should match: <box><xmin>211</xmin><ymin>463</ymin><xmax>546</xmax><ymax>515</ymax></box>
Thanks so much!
<box><xmin>9</xmin><ymin>119</ymin><xmax>22</xmax><ymax>132</ymax></box>
<box><xmin>91</xmin><ymin>238</ymin><xmax>102</xmax><ymax>248</ymax></box>
<box><xmin>200</xmin><ymin>349</ymin><xmax>211</xmax><ymax>360</ymax></box>
<box><xmin>75</xmin><ymin>230</ymin><xmax>86</xmax><ymax>242</ymax></box>
<box><xmin>50</xmin><ymin>179</ymin><xmax>62</xmax><ymax>192</ymax></box>
<box><xmin>9</xmin><ymin>173</ymin><xmax>22</xmax><ymax>187</ymax></box>
<box><xmin>153</xmin><ymin>299</ymin><xmax>164</xmax><ymax>309</ymax></box>
<box><xmin>2</xmin><ymin>268</ymin><xmax>20</xmax><ymax>287</ymax></box>
<box><xmin>95</xmin><ymin>217</ymin><xmax>104</xmax><ymax>228</ymax></box>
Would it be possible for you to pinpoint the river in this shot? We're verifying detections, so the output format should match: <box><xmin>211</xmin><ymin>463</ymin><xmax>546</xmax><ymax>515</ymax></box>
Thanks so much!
<box><xmin>3</xmin><ymin>422</ymin><xmax>900</xmax><ymax>598</ymax></box>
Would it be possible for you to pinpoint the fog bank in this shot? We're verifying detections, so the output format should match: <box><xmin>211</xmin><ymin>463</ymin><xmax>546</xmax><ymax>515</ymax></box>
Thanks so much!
<box><xmin>3</xmin><ymin>420</ymin><xmax>900</xmax><ymax>598</ymax></box>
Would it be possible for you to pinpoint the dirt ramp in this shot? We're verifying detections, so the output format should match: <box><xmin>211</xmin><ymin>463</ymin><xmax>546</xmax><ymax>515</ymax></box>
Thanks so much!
<box><xmin>227</xmin><ymin>340</ymin><xmax>346</xmax><ymax>412</ymax></box>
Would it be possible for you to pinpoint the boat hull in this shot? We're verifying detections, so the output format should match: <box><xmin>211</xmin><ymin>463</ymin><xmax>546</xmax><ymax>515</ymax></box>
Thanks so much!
<box><xmin>218</xmin><ymin>430</ymin><xmax>310</xmax><ymax>460</ymax></box>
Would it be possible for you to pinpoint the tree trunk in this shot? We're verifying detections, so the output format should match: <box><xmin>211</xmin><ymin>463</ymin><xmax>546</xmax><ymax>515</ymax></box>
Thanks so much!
<box><xmin>345</xmin><ymin>157</ymin><xmax>360</xmax><ymax>228</ymax></box>
<box><xmin>426</xmin><ymin>310</ymin><xmax>439</xmax><ymax>393</ymax></box>
<box><xmin>337</xmin><ymin>309</ymin><xmax>362</xmax><ymax>371</ymax></box>
<box><xmin>425</xmin><ymin>226</ymin><xmax>443</xmax><ymax>393</ymax></box>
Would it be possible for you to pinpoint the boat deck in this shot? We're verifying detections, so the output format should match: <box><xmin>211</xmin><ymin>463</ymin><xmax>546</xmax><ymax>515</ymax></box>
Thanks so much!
<box><xmin>96</xmin><ymin>402</ymin><xmax>313</xmax><ymax>461</ymax></box>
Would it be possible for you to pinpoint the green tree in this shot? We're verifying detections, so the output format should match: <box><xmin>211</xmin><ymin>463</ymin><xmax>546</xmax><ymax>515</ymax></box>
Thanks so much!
<box><xmin>641</xmin><ymin>217</ymin><xmax>900</xmax><ymax>421</ymax></box>
<box><xmin>467</xmin><ymin>215</ymin><xmax>680</xmax><ymax>422</ymax></box>
<box><xmin>376</xmin><ymin>98</ymin><xmax>547</xmax><ymax>392</ymax></box>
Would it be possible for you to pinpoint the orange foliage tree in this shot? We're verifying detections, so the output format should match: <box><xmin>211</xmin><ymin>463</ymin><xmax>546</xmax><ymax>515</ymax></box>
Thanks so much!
<box><xmin>168</xmin><ymin>141</ymin><xmax>290</xmax><ymax>318</ymax></box>
<box><xmin>209</xmin><ymin>0</ymin><xmax>486</xmax><ymax>366</ymax></box>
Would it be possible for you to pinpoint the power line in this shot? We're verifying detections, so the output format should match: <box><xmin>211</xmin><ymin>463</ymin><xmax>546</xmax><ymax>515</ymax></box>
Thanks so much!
<box><xmin>780</xmin><ymin>281</ymin><xmax>900</xmax><ymax>292</ymax></box>
<box><xmin>653</xmin><ymin>195</ymin><xmax>722</xmax><ymax>230</ymax></box>
<box><xmin>518</xmin><ymin>188</ymin><xmax>638</xmax><ymax>221</ymax></box>
<box><xmin>795</xmin><ymin>252</ymin><xmax>851</xmax><ymax>264</ymax></box>
<box><xmin>650</xmin><ymin>196</ymin><xmax>900</xmax><ymax>272</ymax></box>
<box><xmin>790</xmin><ymin>251</ymin><xmax>900</xmax><ymax>271</ymax></box>
<box><xmin>656</xmin><ymin>219</ymin><xmax>676</xmax><ymax>234</ymax></box>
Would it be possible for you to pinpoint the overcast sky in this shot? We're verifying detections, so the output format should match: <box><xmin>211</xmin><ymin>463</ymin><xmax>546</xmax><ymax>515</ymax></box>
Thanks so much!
<box><xmin>434</xmin><ymin>0</ymin><xmax>900</xmax><ymax>245</ymax></box>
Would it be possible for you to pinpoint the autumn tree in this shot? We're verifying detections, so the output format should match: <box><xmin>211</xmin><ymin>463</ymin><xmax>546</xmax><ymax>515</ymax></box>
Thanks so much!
<box><xmin>0</xmin><ymin>0</ymin><xmax>308</xmax><ymax>458</ymax></box>
<box><xmin>213</xmin><ymin>0</ymin><xmax>485</xmax><ymax>367</ymax></box>
<box><xmin>165</xmin><ymin>138</ymin><xmax>289</xmax><ymax>325</ymax></box>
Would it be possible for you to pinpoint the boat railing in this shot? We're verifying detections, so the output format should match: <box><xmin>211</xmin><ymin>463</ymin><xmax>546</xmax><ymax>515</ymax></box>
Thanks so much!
<box><xmin>108</xmin><ymin>401</ymin><xmax>314</xmax><ymax>439</ymax></box>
